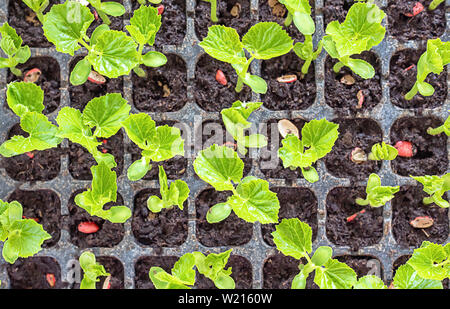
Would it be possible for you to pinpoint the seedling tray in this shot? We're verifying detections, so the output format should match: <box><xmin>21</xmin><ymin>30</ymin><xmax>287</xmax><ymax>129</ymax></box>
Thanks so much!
<box><xmin>0</xmin><ymin>0</ymin><xmax>449</xmax><ymax>289</ymax></box>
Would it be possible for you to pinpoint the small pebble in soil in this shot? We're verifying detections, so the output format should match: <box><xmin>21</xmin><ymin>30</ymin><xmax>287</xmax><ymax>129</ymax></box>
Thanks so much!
<box><xmin>350</xmin><ymin>147</ymin><xmax>367</xmax><ymax>164</ymax></box>
<box><xmin>340</xmin><ymin>74</ymin><xmax>355</xmax><ymax>85</ymax></box>
<box><xmin>278</xmin><ymin>119</ymin><xmax>299</xmax><ymax>138</ymax></box>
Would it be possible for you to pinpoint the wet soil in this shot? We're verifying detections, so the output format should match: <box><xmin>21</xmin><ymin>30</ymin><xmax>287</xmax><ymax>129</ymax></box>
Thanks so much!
<box><xmin>323</xmin><ymin>0</ymin><xmax>353</xmax><ymax>25</ymax></box>
<box><xmin>324</xmin><ymin>118</ymin><xmax>382</xmax><ymax>181</ymax></box>
<box><xmin>132</xmin><ymin>188</ymin><xmax>188</xmax><ymax>247</ymax></box>
<box><xmin>390</xmin><ymin>116</ymin><xmax>448</xmax><ymax>176</ymax></box>
<box><xmin>326</xmin><ymin>187</ymin><xmax>384</xmax><ymax>250</ymax></box>
<box><xmin>7</xmin><ymin>257</ymin><xmax>63</xmax><ymax>289</ymax></box>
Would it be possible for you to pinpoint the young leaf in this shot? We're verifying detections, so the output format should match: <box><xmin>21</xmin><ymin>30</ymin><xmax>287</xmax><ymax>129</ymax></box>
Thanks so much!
<box><xmin>355</xmin><ymin>173</ymin><xmax>399</xmax><ymax>207</ymax></box>
<box><xmin>79</xmin><ymin>251</ymin><xmax>110</xmax><ymax>289</ymax></box>
<box><xmin>87</xmin><ymin>0</ymin><xmax>125</xmax><ymax>25</ymax></box>
<box><xmin>405</xmin><ymin>38</ymin><xmax>450</xmax><ymax>100</ymax></box>
<box><xmin>393</xmin><ymin>263</ymin><xmax>443</xmax><ymax>289</ymax></box>
<box><xmin>367</xmin><ymin>142</ymin><xmax>398</xmax><ymax>161</ymax></box>
<box><xmin>314</xmin><ymin>259</ymin><xmax>357</xmax><ymax>289</ymax></box>
<box><xmin>411</xmin><ymin>173</ymin><xmax>450</xmax><ymax>208</ymax></box>
<box><xmin>6</xmin><ymin>82</ymin><xmax>44</xmax><ymax>117</ymax></box>
<box><xmin>22</xmin><ymin>0</ymin><xmax>50</xmax><ymax>22</ymax></box>
<box><xmin>147</xmin><ymin>166</ymin><xmax>190</xmax><ymax>213</ymax></box>
<box><xmin>127</xmin><ymin>5</ymin><xmax>161</xmax><ymax>46</ymax></box>
<box><xmin>42</xmin><ymin>1</ymin><xmax>94</xmax><ymax>55</ymax></box>
<box><xmin>149</xmin><ymin>253</ymin><xmax>196</xmax><ymax>289</ymax></box>
<box><xmin>221</xmin><ymin>100</ymin><xmax>268</xmax><ymax>155</ymax></box>
<box><xmin>193</xmin><ymin>249</ymin><xmax>235</xmax><ymax>289</ymax></box>
<box><xmin>74</xmin><ymin>162</ymin><xmax>131</xmax><ymax>223</ymax></box>
<box><xmin>407</xmin><ymin>241</ymin><xmax>449</xmax><ymax>281</ymax></box>
<box><xmin>87</xmin><ymin>30</ymin><xmax>140</xmax><ymax>78</ymax></box>
<box><xmin>323</xmin><ymin>2</ymin><xmax>386</xmax><ymax>78</ymax></box>
<box><xmin>271</xmin><ymin>218</ymin><xmax>312</xmax><ymax>259</ymax></box>
<box><xmin>278</xmin><ymin>118</ymin><xmax>339</xmax><ymax>183</ymax></box>
<box><xmin>0</xmin><ymin>22</ymin><xmax>30</xmax><ymax>76</ymax></box>
<box><xmin>427</xmin><ymin>115</ymin><xmax>450</xmax><ymax>136</ymax></box>
<box><xmin>193</xmin><ymin>144</ymin><xmax>244</xmax><ymax>191</ymax></box>
<box><xmin>353</xmin><ymin>275</ymin><xmax>387</xmax><ymax>289</ymax></box>
<box><xmin>0</xmin><ymin>199</ymin><xmax>51</xmax><ymax>264</ymax></box>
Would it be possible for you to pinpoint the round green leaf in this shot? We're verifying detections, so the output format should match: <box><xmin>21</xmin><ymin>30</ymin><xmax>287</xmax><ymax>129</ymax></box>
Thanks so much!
<box><xmin>100</xmin><ymin>2</ymin><xmax>126</xmax><ymax>16</ymax></box>
<box><xmin>311</xmin><ymin>246</ymin><xmax>333</xmax><ymax>266</ymax></box>
<box><xmin>206</xmin><ymin>202</ymin><xmax>232</xmax><ymax>223</ymax></box>
<box><xmin>142</xmin><ymin>51</ymin><xmax>167</xmax><ymax>67</ymax></box>
<box><xmin>70</xmin><ymin>57</ymin><xmax>91</xmax><ymax>86</ymax></box>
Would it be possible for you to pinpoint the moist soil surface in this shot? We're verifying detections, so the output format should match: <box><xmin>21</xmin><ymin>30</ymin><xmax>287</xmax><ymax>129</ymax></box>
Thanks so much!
<box><xmin>195</xmin><ymin>0</ymin><xmax>252</xmax><ymax>40</ymax></box>
<box><xmin>390</xmin><ymin>117</ymin><xmax>448</xmax><ymax>176</ymax></box>
<box><xmin>335</xmin><ymin>255</ymin><xmax>384</xmax><ymax>279</ymax></box>
<box><xmin>326</xmin><ymin>187</ymin><xmax>384</xmax><ymax>250</ymax></box>
<box><xmin>389</xmin><ymin>48</ymin><xmax>447</xmax><ymax>109</ymax></box>
<box><xmin>69</xmin><ymin>56</ymin><xmax>124</xmax><ymax>110</ymax></box>
<box><xmin>325</xmin><ymin>52</ymin><xmax>382</xmax><ymax>114</ymax></box>
<box><xmin>132</xmin><ymin>54</ymin><xmax>187</xmax><ymax>112</ymax></box>
<box><xmin>261</xmin><ymin>51</ymin><xmax>316</xmax><ymax>111</ymax></box>
<box><xmin>324</xmin><ymin>118</ymin><xmax>382</xmax><ymax>181</ymax></box>
<box><xmin>196</xmin><ymin>188</ymin><xmax>253</xmax><ymax>247</ymax></box>
<box><xmin>258</xmin><ymin>118</ymin><xmax>311</xmax><ymax>181</ymax></box>
<box><xmin>392</xmin><ymin>186</ymin><xmax>449</xmax><ymax>247</ymax></box>
<box><xmin>2</xmin><ymin>124</ymin><xmax>61</xmax><ymax>182</ymax></box>
<box><xmin>196</xmin><ymin>120</ymin><xmax>253</xmax><ymax>176</ymax></box>
<box><xmin>386</xmin><ymin>0</ymin><xmax>446</xmax><ymax>41</ymax></box>
<box><xmin>7</xmin><ymin>0</ymin><xmax>57</xmax><ymax>48</ymax></box>
<box><xmin>7</xmin><ymin>257</ymin><xmax>63</xmax><ymax>289</ymax></box>
<box><xmin>73</xmin><ymin>256</ymin><xmax>124</xmax><ymax>289</ymax></box>
<box><xmin>134</xmin><ymin>255</ymin><xmax>252</xmax><ymax>288</ymax></box>
<box><xmin>263</xmin><ymin>254</ymin><xmax>317</xmax><ymax>289</ymax></box>
<box><xmin>132</xmin><ymin>0</ymin><xmax>186</xmax><ymax>46</ymax></box>
<box><xmin>68</xmin><ymin>189</ymin><xmax>125</xmax><ymax>248</ymax></box>
<box><xmin>7</xmin><ymin>57</ymin><xmax>61</xmax><ymax>114</ymax></box>
<box><xmin>128</xmin><ymin>120</ymin><xmax>187</xmax><ymax>180</ymax></box>
<box><xmin>261</xmin><ymin>187</ymin><xmax>318</xmax><ymax>246</ymax></box>
<box><xmin>8</xmin><ymin>189</ymin><xmax>61</xmax><ymax>248</ymax></box>
<box><xmin>132</xmin><ymin>188</ymin><xmax>188</xmax><ymax>247</ymax></box>
<box><xmin>194</xmin><ymin>54</ymin><xmax>252</xmax><ymax>112</ymax></box>
<box><xmin>68</xmin><ymin>130</ymin><xmax>124</xmax><ymax>180</ymax></box>
<box><xmin>323</xmin><ymin>0</ymin><xmax>353</xmax><ymax>25</ymax></box>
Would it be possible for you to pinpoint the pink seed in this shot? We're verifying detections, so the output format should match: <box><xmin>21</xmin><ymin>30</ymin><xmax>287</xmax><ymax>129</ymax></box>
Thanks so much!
<box><xmin>157</xmin><ymin>5</ymin><xmax>164</xmax><ymax>15</ymax></box>
<box><xmin>215</xmin><ymin>69</ymin><xmax>227</xmax><ymax>86</ymax></box>
<box><xmin>46</xmin><ymin>273</ymin><xmax>56</xmax><ymax>287</ymax></box>
<box><xmin>410</xmin><ymin>216</ymin><xmax>434</xmax><ymax>228</ymax></box>
<box><xmin>277</xmin><ymin>74</ymin><xmax>297</xmax><ymax>83</ymax></box>
<box><xmin>26</xmin><ymin>152</ymin><xmax>34</xmax><ymax>159</ymax></box>
<box><xmin>394</xmin><ymin>141</ymin><xmax>415</xmax><ymax>158</ymax></box>
<box><xmin>77</xmin><ymin>222</ymin><xmax>99</xmax><ymax>234</ymax></box>
<box><xmin>405</xmin><ymin>2</ymin><xmax>424</xmax><ymax>17</ymax></box>
<box><xmin>24</xmin><ymin>68</ymin><xmax>42</xmax><ymax>83</ymax></box>
<box><xmin>88</xmin><ymin>71</ymin><xmax>106</xmax><ymax>85</ymax></box>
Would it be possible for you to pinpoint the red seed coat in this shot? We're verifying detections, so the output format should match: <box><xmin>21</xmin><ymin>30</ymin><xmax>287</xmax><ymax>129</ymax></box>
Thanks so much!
<box><xmin>78</xmin><ymin>222</ymin><xmax>100</xmax><ymax>234</ymax></box>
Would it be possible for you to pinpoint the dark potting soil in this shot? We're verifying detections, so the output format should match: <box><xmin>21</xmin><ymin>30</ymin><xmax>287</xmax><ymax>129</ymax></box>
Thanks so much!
<box><xmin>7</xmin><ymin>257</ymin><xmax>64</xmax><ymax>289</ymax></box>
<box><xmin>7</xmin><ymin>0</ymin><xmax>57</xmax><ymax>48</ymax></box>
<box><xmin>263</xmin><ymin>254</ymin><xmax>317</xmax><ymax>289</ymax></box>
<box><xmin>2</xmin><ymin>123</ymin><xmax>61</xmax><ymax>182</ymax></box>
<box><xmin>132</xmin><ymin>54</ymin><xmax>187</xmax><ymax>112</ymax></box>
<box><xmin>132</xmin><ymin>0</ymin><xmax>186</xmax><ymax>46</ymax></box>
<box><xmin>258</xmin><ymin>0</ymin><xmax>315</xmax><ymax>40</ymax></box>
<box><xmin>194</xmin><ymin>0</ymin><xmax>252</xmax><ymax>40</ymax></box>
<box><xmin>73</xmin><ymin>256</ymin><xmax>124</xmax><ymax>289</ymax></box>
<box><xmin>261</xmin><ymin>187</ymin><xmax>318</xmax><ymax>246</ymax></box>
<box><xmin>194</xmin><ymin>54</ymin><xmax>252</xmax><ymax>112</ymax></box>
<box><xmin>389</xmin><ymin>48</ymin><xmax>447</xmax><ymax>109</ymax></box>
<box><xmin>68</xmin><ymin>130</ymin><xmax>124</xmax><ymax>180</ymax></box>
<box><xmin>258</xmin><ymin>118</ymin><xmax>311</xmax><ymax>181</ymax></box>
<box><xmin>261</xmin><ymin>51</ymin><xmax>316</xmax><ymax>111</ymax></box>
<box><xmin>390</xmin><ymin>116</ymin><xmax>448</xmax><ymax>177</ymax></box>
<box><xmin>196</xmin><ymin>188</ymin><xmax>253</xmax><ymax>247</ymax></box>
<box><xmin>132</xmin><ymin>188</ymin><xmax>188</xmax><ymax>247</ymax></box>
<box><xmin>86</xmin><ymin>0</ymin><xmax>124</xmax><ymax>37</ymax></box>
<box><xmin>324</xmin><ymin>52</ymin><xmax>382</xmax><ymax>114</ymax></box>
<box><xmin>323</xmin><ymin>0</ymin><xmax>353</xmax><ymax>25</ymax></box>
<box><xmin>335</xmin><ymin>255</ymin><xmax>384</xmax><ymax>279</ymax></box>
<box><xmin>326</xmin><ymin>187</ymin><xmax>384</xmax><ymax>250</ymax></box>
<box><xmin>196</xmin><ymin>255</ymin><xmax>253</xmax><ymax>289</ymax></box>
<box><xmin>8</xmin><ymin>189</ymin><xmax>61</xmax><ymax>248</ymax></box>
<box><xmin>128</xmin><ymin>120</ymin><xmax>187</xmax><ymax>180</ymax></box>
<box><xmin>68</xmin><ymin>189</ymin><xmax>125</xmax><ymax>248</ymax></box>
<box><xmin>7</xmin><ymin>56</ymin><xmax>61</xmax><ymax>114</ymax></box>
<box><xmin>196</xmin><ymin>120</ymin><xmax>253</xmax><ymax>176</ymax></box>
<box><xmin>392</xmin><ymin>186</ymin><xmax>449</xmax><ymax>248</ymax></box>
<box><xmin>69</xmin><ymin>56</ymin><xmax>124</xmax><ymax>111</ymax></box>
<box><xmin>134</xmin><ymin>255</ymin><xmax>179</xmax><ymax>289</ymax></box>
<box><xmin>386</xmin><ymin>0</ymin><xmax>446</xmax><ymax>42</ymax></box>
<box><xmin>324</xmin><ymin>118</ymin><xmax>382</xmax><ymax>180</ymax></box>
